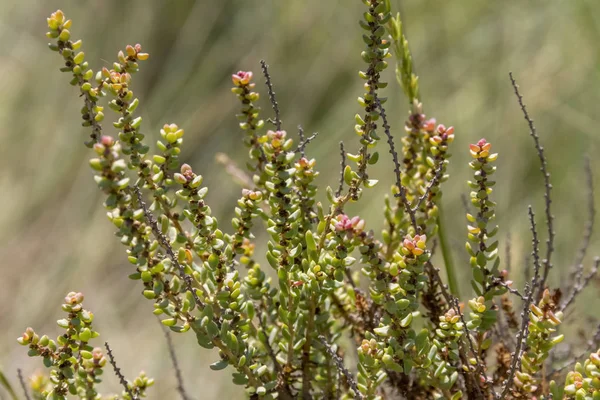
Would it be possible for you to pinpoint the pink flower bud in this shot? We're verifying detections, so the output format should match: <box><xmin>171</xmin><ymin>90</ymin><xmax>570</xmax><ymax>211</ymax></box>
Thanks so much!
<box><xmin>232</xmin><ymin>71</ymin><xmax>253</xmax><ymax>86</ymax></box>
<box><xmin>423</xmin><ymin>118</ymin><xmax>436</xmax><ymax>132</ymax></box>
<box><xmin>100</xmin><ymin>136</ymin><xmax>114</xmax><ymax>147</ymax></box>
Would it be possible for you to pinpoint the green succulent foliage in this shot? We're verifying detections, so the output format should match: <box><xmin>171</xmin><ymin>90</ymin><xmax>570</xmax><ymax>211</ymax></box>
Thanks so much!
<box><xmin>556</xmin><ymin>348</ymin><xmax>600</xmax><ymax>400</ymax></box>
<box><xmin>18</xmin><ymin>5</ymin><xmax>597</xmax><ymax>400</ymax></box>
<box><xmin>17</xmin><ymin>291</ymin><xmax>153</xmax><ymax>400</ymax></box>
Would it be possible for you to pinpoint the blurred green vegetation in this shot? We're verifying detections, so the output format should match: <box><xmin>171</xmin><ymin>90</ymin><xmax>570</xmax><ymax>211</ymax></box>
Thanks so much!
<box><xmin>1</xmin><ymin>0</ymin><xmax>599</xmax><ymax>398</ymax></box>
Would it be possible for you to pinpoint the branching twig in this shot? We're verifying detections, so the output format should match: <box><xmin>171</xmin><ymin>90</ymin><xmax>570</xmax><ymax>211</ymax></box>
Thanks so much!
<box><xmin>17</xmin><ymin>369</ymin><xmax>31</xmax><ymax>400</ymax></box>
<box><xmin>492</xmin><ymin>278</ymin><xmax>526</xmax><ymax>301</ymax></box>
<box><xmin>105</xmin><ymin>342</ymin><xmax>137</xmax><ymax>400</ymax></box>
<box><xmin>163</xmin><ymin>328</ymin><xmax>189</xmax><ymax>400</ymax></box>
<box><xmin>317</xmin><ymin>335</ymin><xmax>363</xmax><ymax>400</ymax></box>
<box><xmin>336</xmin><ymin>142</ymin><xmax>346</xmax><ymax>197</ymax></box>
<box><xmin>568</xmin><ymin>157</ymin><xmax>595</xmax><ymax>290</ymax></box>
<box><xmin>297</xmin><ymin>125</ymin><xmax>306</xmax><ymax>158</ymax></box>
<box><xmin>133</xmin><ymin>185</ymin><xmax>205</xmax><ymax>309</ymax></box>
<box><xmin>509</xmin><ymin>73</ymin><xmax>554</xmax><ymax>301</ymax></box>
<box><xmin>549</xmin><ymin>322</ymin><xmax>600</xmax><ymax>376</ymax></box>
<box><xmin>295</xmin><ymin>131</ymin><xmax>319</xmax><ymax>156</ymax></box>
<box><xmin>377</xmin><ymin>99</ymin><xmax>417</xmax><ymax>230</ymax></box>
<box><xmin>410</xmin><ymin>161</ymin><xmax>444</xmax><ymax>213</ymax></box>
<box><xmin>260</xmin><ymin>60</ymin><xmax>281</xmax><ymax>131</ymax></box>
<box><xmin>560</xmin><ymin>257</ymin><xmax>600</xmax><ymax>313</ymax></box>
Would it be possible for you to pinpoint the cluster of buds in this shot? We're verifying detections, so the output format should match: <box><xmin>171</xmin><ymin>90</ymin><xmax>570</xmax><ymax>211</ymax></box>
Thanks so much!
<box><xmin>231</xmin><ymin>189</ymin><xmax>263</xmax><ymax>254</ymax></box>
<box><xmin>294</xmin><ymin>157</ymin><xmax>318</xmax><ymax>227</ymax></box>
<box><xmin>356</xmin><ymin>0</ymin><xmax>392</xmax><ymax>143</ymax></box>
<box><xmin>261</xmin><ymin>129</ymin><xmax>292</xmax><ymax>154</ymax></box>
<box><xmin>429</xmin><ymin>125</ymin><xmax>455</xmax><ymax>154</ymax></box>
<box><xmin>334</xmin><ymin>214</ymin><xmax>366</xmax><ymax>235</ymax></box>
<box><xmin>561</xmin><ymin>349</ymin><xmax>600</xmax><ymax>399</ymax></box>
<box><xmin>429</xmin><ymin>308</ymin><xmax>463</xmax><ymax>394</ymax></box>
<box><xmin>466</xmin><ymin>138</ymin><xmax>501</xmax><ymax>299</ymax></box>
<box><xmin>41</xmin><ymin>6</ymin><xmax>600</xmax><ymax>400</ymax></box>
<box><xmin>400</xmin><ymin>234</ymin><xmax>427</xmax><ymax>257</ymax></box>
<box><xmin>469</xmin><ymin>139</ymin><xmax>494</xmax><ymax>160</ymax></box>
<box><xmin>232</xmin><ymin>71</ymin><xmax>254</xmax><ymax>87</ymax></box>
<box><xmin>16</xmin><ymin>292</ymin><xmax>138</xmax><ymax>399</ymax></box>
<box><xmin>357</xmin><ymin>337</ymin><xmax>387</xmax><ymax>397</ymax></box>
<box><xmin>466</xmin><ymin>296</ymin><xmax>488</xmax><ymax>328</ymax></box>
<box><xmin>514</xmin><ymin>289</ymin><xmax>564</xmax><ymax>396</ymax></box>
<box><xmin>401</xmin><ymin>110</ymin><xmax>432</xmax><ymax>181</ymax></box>
<box><xmin>231</xmin><ymin>71</ymin><xmax>266</xmax><ymax>179</ymax></box>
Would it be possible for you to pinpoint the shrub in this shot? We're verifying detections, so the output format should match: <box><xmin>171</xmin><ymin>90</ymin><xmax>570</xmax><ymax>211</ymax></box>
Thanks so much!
<box><xmin>11</xmin><ymin>2</ymin><xmax>600</xmax><ymax>399</ymax></box>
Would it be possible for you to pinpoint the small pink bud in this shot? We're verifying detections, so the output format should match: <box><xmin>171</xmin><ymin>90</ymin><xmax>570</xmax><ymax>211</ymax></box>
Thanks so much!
<box><xmin>232</xmin><ymin>71</ymin><xmax>253</xmax><ymax>86</ymax></box>
<box><xmin>423</xmin><ymin>118</ymin><xmax>436</xmax><ymax>132</ymax></box>
<box><xmin>125</xmin><ymin>45</ymin><xmax>136</xmax><ymax>57</ymax></box>
<box><xmin>100</xmin><ymin>136</ymin><xmax>114</xmax><ymax>147</ymax></box>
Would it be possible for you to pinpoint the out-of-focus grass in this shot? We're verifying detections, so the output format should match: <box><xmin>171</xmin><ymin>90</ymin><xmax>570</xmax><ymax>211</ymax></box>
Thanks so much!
<box><xmin>1</xmin><ymin>0</ymin><xmax>599</xmax><ymax>398</ymax></box>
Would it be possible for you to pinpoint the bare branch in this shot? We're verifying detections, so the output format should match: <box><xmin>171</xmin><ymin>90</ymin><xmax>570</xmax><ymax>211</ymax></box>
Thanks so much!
<box><xmin>567</xmin><ymin>157</ymin><xmax>595</xmax><ymax>291</ymax></box>
<box><xmin>260</xmin><ymin>60</ymin><xmax>282</xmax><ymax>131</ymax></box>
<box><xmin>377</xmin><ymin>99</ymin><xmax>417</xmax><ymax>230</ymax></box>
<box><xmin>317</xmin><ymin>335</ymin><xmax>363</xmax><ymax>400</ymax></box>
<box><xmin>492</xmin><ymin>277</ymin><xmax>526</xmax><ymax>301</ymax></box>
<box><xmin>498</xmin><ymin>206</ymin><xmax>542</xmax><ymax>399</ymax></box>
<box><xmin>162</xmin><ymin>328</ymin><xmax>189</xmax><ymax>400</ymax></box>
<box><xmin>295</xmin><ymin>129</ymin><xmax>319</xmax><ymax>155</ymax></box>
<box><xmin>297</xmin><ymin>125</ymin><xmax>306</xmax><ymax>158</ymax></box>
<box><xmin>336</xmin><ymin>142</ymin><xmax>346</xmax><ymax>198</ymax></box>
<box><xmin>17</xmin><ymin>369</ymin><xmax>31</xmax><ymax>400</ymax></box>
<box><xmin>509</xmin><ymin>73</ymin><xmax>555</xmax><ymax>301</ymax></box>
<box><xmin>133</xmin><ymin>185</ymin><xmax>205</xmax><ymax>309</ymax></box>
<box><xmin>105</xmin><ymin>342</ymin><xmax>137</xmax><ymax>400</ymax></box>
<box><xmin>560</xmin><ymin>257</ymin><xmax>600</xmax><ymax>313</ymax></box>
<box><xmin>410</xmin><ymin>161</ymin><xmax>444</xmax><ymax>214</ymax></box>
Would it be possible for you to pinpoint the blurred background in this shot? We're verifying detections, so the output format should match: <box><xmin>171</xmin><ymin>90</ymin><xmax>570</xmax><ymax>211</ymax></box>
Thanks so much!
<box><xmin>1</xmin><ymin>0</ymin><xmax>600</xmax><ymax>398</ymax></box>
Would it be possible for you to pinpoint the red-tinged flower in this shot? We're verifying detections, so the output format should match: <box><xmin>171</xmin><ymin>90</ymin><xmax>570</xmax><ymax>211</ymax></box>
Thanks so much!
<box><xmin>470</xmin><ymin>138</ymin><xmax>493</xmax><ymax>159</ymax></box>
<box><xmin>266</xmin><ymin>130</ymin><xmax>287</xmax><ymax>149</ymax></box>
<box><xmin>402</xmin><ymin>234</ymin><xmax>427</xmax><ymax>256</ymax></box>
<box><xmin>423</xmin><ymin>118</ymin><xmax>436</xmax><ymax>132</ymax></box>
<box><xmin>334</xmin><ymin>214</ymin><xmax>365</xmax><ymax>234</ymax></box>
<box><xmin>232</xmin><ymin>71</ymin><xmax>253</xmax><ymax>86</ymax></box>
<box><xmin>100</xmin><ymin>135</ymin><xmax>114</xmax><ymax>147</ymax></box>
<box><xmin>180</xmin><ymin>163</ymin><xmax>194</xmax><ymax>180</ymax></box>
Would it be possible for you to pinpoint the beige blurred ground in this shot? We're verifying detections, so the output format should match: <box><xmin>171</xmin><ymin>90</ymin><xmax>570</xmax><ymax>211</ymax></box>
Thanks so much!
<box><xmin>1</xmin><ymin>0</ymin><xmax>600</xmax><ymax>398</ymax></box>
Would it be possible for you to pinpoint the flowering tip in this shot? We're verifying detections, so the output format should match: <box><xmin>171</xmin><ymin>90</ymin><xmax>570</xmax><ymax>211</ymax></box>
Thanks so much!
<box><xmin>423</xmin><ymin>118</ymin><xmax>436</xmax><ymax>132</ymax></box>
<box><xmin>100</xmin><ymin>135</ymin><xmax>114</xmax><ymax>147</ymax></box>
<box><xmin>232</xmin><ymin>71</ymin><xmax>253</xmax><ymax>86</ymax></box>
<box><xmin>334</xmin><ymin>214</ymin><xmax>365</xmax><ymax>234</ymax></box>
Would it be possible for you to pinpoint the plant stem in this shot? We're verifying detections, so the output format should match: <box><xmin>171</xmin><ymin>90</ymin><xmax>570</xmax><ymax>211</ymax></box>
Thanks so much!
<box><xmin>437</xmin><ymin>204</ymin><xmax>460</xmax><ymax>297</ymax></box>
